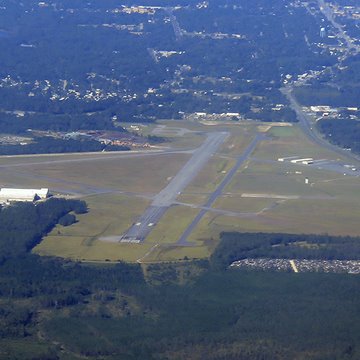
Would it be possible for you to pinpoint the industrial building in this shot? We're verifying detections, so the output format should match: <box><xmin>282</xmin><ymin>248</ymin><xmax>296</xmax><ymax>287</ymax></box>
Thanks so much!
<box><xmin>0</xmin><ymin>188</ymin><xmax>49</xmax><ymax>204</ymax></box>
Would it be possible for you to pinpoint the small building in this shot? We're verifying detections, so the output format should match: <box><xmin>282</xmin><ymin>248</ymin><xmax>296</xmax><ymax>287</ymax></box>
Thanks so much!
<box><xmin>278</xmin><ymin>156</ymin><xmax>299</xmax><ymax>162</ymax></box>
<box><xmin>290</xmin><ymin>158</ymin><xmax>313</xmax><ymax>164</ymax></box>
<box><xmin>0</xmin><ymin>188</ymin><xmax>49</xmax><ymax>203</ymax></box>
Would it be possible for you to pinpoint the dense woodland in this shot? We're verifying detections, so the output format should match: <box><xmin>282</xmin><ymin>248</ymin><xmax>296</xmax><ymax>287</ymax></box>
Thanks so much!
<box><xmin>0</xmin><ymin>198</ymin><xmax>87</xmax><ymax>262</ymax></box>
<box><xmin>211</xmin><ymin>232</ymin><xmax>360</xmax><ymax>270</ymax></box>
<box><xmin>293</xmin><ymin>85</ymin><xmax>360</xmax><ymax>108</ymax></box>
<box><xmin>317</xmin><ymin>118</ymin><xmax>360</xmax><ymax>154</ymax></box>
<box><xmin>0</xmin><ymin>202</ymin><xmax>359</xmax><ymax>359</ymax></box>
<box><xmin>0</xmin><ymin>137</ymin><xmax>130</xmax><ymax>155</ymax></box>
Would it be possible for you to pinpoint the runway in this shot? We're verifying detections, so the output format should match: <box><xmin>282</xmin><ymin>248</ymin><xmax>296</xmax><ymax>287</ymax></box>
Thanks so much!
<box><xmin>120</xmin><ymin>131</ymin><xmax>229</xmax><ymax>242</ymax></box>
<box><xmin>176</xmin><ymin>133</ymin><xmax>265</xmax><ymax>246</ymax></box>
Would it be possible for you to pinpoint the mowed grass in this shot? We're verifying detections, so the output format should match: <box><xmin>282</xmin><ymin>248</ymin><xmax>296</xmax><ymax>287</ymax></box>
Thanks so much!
<box><xmin>226</xmin><ymin>160</ymin><xmax>334</xmax><ymax>197</ymax></box>
<box><xmin>146</xmin><ymin>205</ymin><xmax>200</xmax><ymax>245</ymax></box>
<box><xmin>256</xmin><ymin>124</ymin><xmax>350</xmax><ymax>162</ymax></box>
<box><xmin>268</xmin><ymin>125</ymin><xmax>296</xmax><ymax>137</ymax></box>
<box><xmin>311</xmin><ymin>175</ymin><xmax>360</xmax><ymax>200</ymax></box>
<box><xmin>34</xmin><ymin>193</ymin><xmax>155</xmax><ymax>262</ymax></box>
<box><xmin>217</xmin><ymin>124</ymin><xmax>258</xmax><ymax>158</ymax></box>
<box><xmin>212</xmin><ymin>195</ymin><xmax>275</xmax><ymax>213</ymax></box>
<box><xmin>264</xmin><ymin>198</ymin><xmax>360</xmax><ymax>236</ymax></box>
<box><xmin>186</xmin><ymin>194</ymin><xmax>360</xmax><ymax>242</ymax></box>
<box><xmin>144</xmin><ymin>244</ymin><xmax>210</xmax><ymax>262</ymax></box>
<box><xmin>0</xmin><ymin>153</ymin><xmax>190</xmax><ymax>194</ymax></box>
<box><xmin>178</xmin><ymin>155</ymin><xmax>236</xmax><ymax>197</ymax></box>
<box><xmin>176</xmin><ymin>193</ymin><xmax>209</xmax><ymax>206</ymax></box>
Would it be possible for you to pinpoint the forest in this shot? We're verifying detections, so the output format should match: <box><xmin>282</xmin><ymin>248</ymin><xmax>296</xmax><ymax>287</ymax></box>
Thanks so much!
<box><xmin>0</xmin><ymin>137</ymin><xmax>130</xmax><ymax>155</ymax></box>
<box><xmin>0</xmin><ymin>201</ymin><xmax>359</xmax><ymax>359</ymax></box>
<box><xmin>293</xmin><ymin>85</ymin><xmax>360</xmax><ymax>108</ymax></box>
<box><xmin>317</xmin><ymin>118</ymin><xmax>360</xmax><ymax>154</ymax></box>
<box><xmin>210</xmin><ymin>232</ymin><xmax>360</xmax><ymax>270</ymax></box>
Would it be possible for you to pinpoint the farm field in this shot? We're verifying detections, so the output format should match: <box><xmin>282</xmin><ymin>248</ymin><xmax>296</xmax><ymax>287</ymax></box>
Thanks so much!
<box><xmin>4</xmin><ymin>120</ymin><xmax>357</xmax><ymax>263</ymax></box>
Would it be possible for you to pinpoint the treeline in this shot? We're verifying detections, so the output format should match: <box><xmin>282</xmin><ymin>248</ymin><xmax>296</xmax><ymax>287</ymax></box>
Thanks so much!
<box><xmin>211</xmin><ymin>232</ymin><xmax>360</xmax><ymax>270</ymax></box>
<box><xmin>294</xmin><ymin>85</ymin><xmax>360</xmax><ymax>107</ymax></box>
<box><xmin>0</xmin><ymin>197</ymin><xmax>144</xmax><ymax>343</ymax></box>
<box><xmin>0</xmin><ymin>112</ymin><xmax>118</xmax><ymax>135</ymax></box>
<box><xmin>317</xmin><ymin>118</ymin><xmax>360</xmax><ymax>154</ymax></box>
<box><xmin>0</xmin><ymin>137</ymin><xmax>130</xmax><ymax>155</ymax></box>
<box><xmin>0</xmin><ymin>198</ymin><xmax>87</xmax><ymax>261</ymax></box>
<box><xmin>0</xmin><ymin>199</ymin><xmax>359</xmax><ymax>359</ymax></box>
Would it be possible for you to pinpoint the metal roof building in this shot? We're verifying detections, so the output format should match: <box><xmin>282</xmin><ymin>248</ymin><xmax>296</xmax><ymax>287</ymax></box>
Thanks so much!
<box><xmin>0</xmin><ymin>188</ymin><xmax>49</xmax><ymax>203</ymax></box>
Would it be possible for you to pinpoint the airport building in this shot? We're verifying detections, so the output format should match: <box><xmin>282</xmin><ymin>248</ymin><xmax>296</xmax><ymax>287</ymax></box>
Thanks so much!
<box><xmin>0</xmin><ymin>188</ymin><xmax>49</xmax><ymax>204</ymax></box>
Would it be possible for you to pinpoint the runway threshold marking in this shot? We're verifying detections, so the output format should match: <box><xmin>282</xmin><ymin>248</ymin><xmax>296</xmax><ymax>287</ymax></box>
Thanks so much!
<box><xmin>121</xmin><ymin>132</ymin><xmax>229</xmax><ymax>242</ymax></box>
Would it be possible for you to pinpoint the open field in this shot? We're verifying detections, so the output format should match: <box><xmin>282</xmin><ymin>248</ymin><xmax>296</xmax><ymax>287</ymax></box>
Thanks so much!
<box><xmin>0</xmin><ymin>152</ymin><xmax>190</xmax><ymax>195</ymax></box>
<box><xmin>187</xmin><ymin>194</ymin><xmax>360</xmax><ymax>241</ymax></box>
<box><xmin>34</xmin><ymin>193</ymin><xmax>154</xmax><ymax>262</ymax></box>
<box><xmin>145</xmin><ymin>205</ymin><xmax>200</xmax><ymax>245</ymax></box>
<box><xmin>20</xmin><ymin>120</ymin><xmax>360</xmax><ymax>262</ymax></box>
<box><xmin>212</xmin><ymin>195</ymin><xmax>276</xmax><ymax>214</ymax></box>
<box><xmin>177</xmin><ymin>155</ymin><xmax>236</xmax><ymax>202</ymax></box>
<box><xmin>226</xmin><ymin>161</ymin><xmax>338</xmax><ymax>197</ymax></box>
<box><xmin>143</xmin><ymin>244</ymin><xmax>210</xmax><ymax>262</ymax></box>
<box><xmin>257</xmin><ymin>125</ymin><xmax>352</xmax><ymax>162</ymax></box>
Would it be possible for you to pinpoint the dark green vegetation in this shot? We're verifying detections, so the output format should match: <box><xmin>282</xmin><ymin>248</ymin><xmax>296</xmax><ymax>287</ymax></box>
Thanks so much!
<box><xmin>0</xmin><ymin>202</ymin><xmax>359</xmax><ymax>359</ymax></box>
<box><xmin>317</xmin><ymin>118</ymin><xmax>360</xmax><ymax>154</ymax></box>
<box><xmin>0</xmin><ymin>137</ymin><xmax>130</xmax><ymax>155</ymax></box>
<box><xmin>0</xmin><ymin>0</ymin><xmax>335</xmax><ymax>136</ymax></box>
<box><xmin>293</xmin><ymin>85</ymin><xmax>360</xmax><ymax>108</ymax></box>
<box><xmin>211</xmin><ymin>232</ymin><xmax>360</xmax><ymax>270</ymax></box>
<box><xmin>0</xmin><ymin>198</ymin><xmax>87</xmax><ymax>261</ymax></box>
<box><xmin>40</xmin><ymin>272</ymin><xmax>360</xmax><ymax>360</ymax></box>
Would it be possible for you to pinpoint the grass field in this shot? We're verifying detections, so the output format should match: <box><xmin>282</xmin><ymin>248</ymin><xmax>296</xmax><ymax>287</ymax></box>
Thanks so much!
<box><xmin>212</xmin><ymin>195</ymin><xmax>276</xmax><ymax>213</ymax></box>
<box><xmin>34</xmin><ymin>193</ymin><xmax>155</xmax><ymax>262</ymax></box>
<box><xmin>226</xmin><ymin>161</ymin><xmax>336</xmax><ymax>197</ymax></box>
<box><xmin>0</xmin><ymin>152</ymin><xmax>190</xmax><ymax>195</ymax></box>
<box><xmin>145</xmin><ymin>205</ymin><xmax>200</xmax><ymax>245</ymax></box>
<box><xmin>177</xmin><ymin>155</ymin><xmax>236</xmax><ymax>200</ymax></box>
<box><xmin>25</xmin><ymin>120</ymin><xmax>360</xmax><ymax>262</ymax></box>
<box><xmin>257</xmin><ymin>125</ymin><xmax>348</xmax><ymax>161</ymax></box>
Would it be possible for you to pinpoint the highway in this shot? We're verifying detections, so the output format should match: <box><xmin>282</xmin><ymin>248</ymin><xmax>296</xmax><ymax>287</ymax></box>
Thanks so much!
<box><xmin>280</xmin><ymin>0</ymin><xmax>360</xmax><ymax>165</ymax></box>
<box><xmin>177</xmin><ymin>134</ymin><xmax>265</xmax><ymax>246</ymax></box>
<box><xmin>121</xmin><ymin>132</ymin><xmax>229</xmax><ymax>242</ymax></box>
<box><xmin>281</xmin><ymin>85</ymin><xmax>360</xmax><ymax>164</ymax></box>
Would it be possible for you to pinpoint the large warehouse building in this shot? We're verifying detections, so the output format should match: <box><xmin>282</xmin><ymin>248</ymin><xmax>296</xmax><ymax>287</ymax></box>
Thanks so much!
<box><xmin>0</xmin><ymin>188</ymin><xmax>49</xmax><ymax>203</ymax></box>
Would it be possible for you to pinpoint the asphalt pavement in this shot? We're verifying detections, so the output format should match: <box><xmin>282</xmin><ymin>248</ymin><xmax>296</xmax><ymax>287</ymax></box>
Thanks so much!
<box><xmin>121</xmin><ymin>131</ymin><xmax>229</xmax><ymax>242</ymax></box>
<box><xmin>176</xmin><ymin>133</ymin><xmax>265</xmax><ymax>246</ymax></box>
<box><xmin>281</xmin><ymin>86</ymin><xmax>360</xmax><ymax>164</ymax></box>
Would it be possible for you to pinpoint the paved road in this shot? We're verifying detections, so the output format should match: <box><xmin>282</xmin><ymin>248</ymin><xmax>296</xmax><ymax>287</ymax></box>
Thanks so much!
<box><xmin>153</xmin><ymin>132</ymin><xmax>228</xmax><ymax>206</ymax></box>
<box><xmin>121</xmin><ymin>205</ymin><xmax>169</xmax><ymax>243</ymax></box>
<box><xmin>121</xmin><ymin>132</ymin><xmax>229</xmax><ymax>242</ymax></box>
<box><xmin>177</xmin><ymin>134</ymin><xmax>265</xmax><ymax>246</ymax></box>
<box><xmin>281</xmin><ymin>85</ymin><xmax>360</xmax><ymax>164</ymax></box>
<box><xmin>164</xmin><ymin>8</ymin><xmax>183</xmax><ymax>41</ymax></box>
<box><xmin>317</xmin><ymin>0</ymin><xmax>360</xmax><ymax>55</ymax></box>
